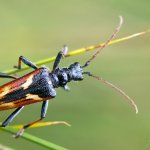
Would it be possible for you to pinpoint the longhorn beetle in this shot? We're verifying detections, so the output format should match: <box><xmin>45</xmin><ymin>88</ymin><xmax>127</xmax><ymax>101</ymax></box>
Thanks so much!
<box><xmin>0</xmin><ymin>16</ymin><xmax>138</xmax><ymax>138</ymax></box>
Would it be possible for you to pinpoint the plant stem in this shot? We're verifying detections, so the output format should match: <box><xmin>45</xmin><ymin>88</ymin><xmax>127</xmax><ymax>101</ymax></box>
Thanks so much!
<box><xmin>0</xmin><ymin>126</ymin><xmax>69</xmax><ymax>150</ymax></box>
<box><xmin>3</xmin><ymin>30</ymin><xmax>149</xmax><ymax>75</ymax></box>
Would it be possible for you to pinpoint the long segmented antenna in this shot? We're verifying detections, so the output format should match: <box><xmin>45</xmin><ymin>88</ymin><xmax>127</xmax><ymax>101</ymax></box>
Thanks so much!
<box><xmin>83</xmin><ymin>72</ymin><xmax>138</xmax><ymax>114</ymax></box>
<box><xmin>82</xmin><ymin>16</ymin><xmax>138</xmax><ymax>113</ymax></box>
<box><xmin>82</xmin><ymin>16</ymin><xmax>123</xmax><ymax>68</ymax></box>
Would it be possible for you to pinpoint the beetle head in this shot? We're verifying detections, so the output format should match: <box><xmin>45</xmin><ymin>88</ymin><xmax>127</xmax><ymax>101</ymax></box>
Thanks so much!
<box><xmin>68</xmin><ymin>62</ymin><xmax>83</xmax><ymax>81</ymax></box>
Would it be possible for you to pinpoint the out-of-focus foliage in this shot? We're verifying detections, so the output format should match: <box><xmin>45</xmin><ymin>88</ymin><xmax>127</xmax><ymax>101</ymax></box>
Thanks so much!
<box><xmin>0</xmin><ymin>0</ymin><xmax>149</xmax><ymax>150</ymax></box>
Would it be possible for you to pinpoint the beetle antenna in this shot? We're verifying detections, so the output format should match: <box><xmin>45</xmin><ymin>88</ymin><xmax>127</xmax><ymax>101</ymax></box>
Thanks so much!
<box><xmin>82</xmin><ymin>16</ymin><xmax>123</xmax><ymax>68</ymax></box>
<box><xmin>83</xmin><ymin>71</ymin><xmax>138</xmax><ymax>114</ymax></box>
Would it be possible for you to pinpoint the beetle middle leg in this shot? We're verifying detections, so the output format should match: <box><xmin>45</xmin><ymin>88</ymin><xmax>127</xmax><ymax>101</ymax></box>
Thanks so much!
<box><xmin>14</xmin><ymin>56</ymin><xmax>38</xmax><ymax>70</ymax></box>
<box><xmin>14</xmin><ymin>100</ymin><xmax>49</xmax><ymax>138</ymax></box>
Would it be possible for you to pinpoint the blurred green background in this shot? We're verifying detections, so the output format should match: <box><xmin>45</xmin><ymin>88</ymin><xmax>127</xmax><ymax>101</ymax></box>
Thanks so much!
<box><xmin>0</xmin><ymin>0</ymin><xmax>150</xmax><ymax>150</ymax></box>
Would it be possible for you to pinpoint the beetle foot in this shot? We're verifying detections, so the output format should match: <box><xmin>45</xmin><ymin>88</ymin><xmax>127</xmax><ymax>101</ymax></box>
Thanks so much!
<box><xmin>13</xmin><ymin>65</ymin><xmax>20</xmax><ymax>69</ymax></box>
<box><xmin>13</xmin><ymin>128</ymin><xmax>25</xmax><ymax>138</ymax></box>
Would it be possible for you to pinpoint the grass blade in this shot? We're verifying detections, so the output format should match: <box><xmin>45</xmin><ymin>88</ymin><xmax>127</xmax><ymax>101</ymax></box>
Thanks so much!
<box><xmin>3</xmin><ymin>30</ymin><xmax>150</xmax><ymax>75</ymax></box>
<box><xmin>0</xmin><ymin>125</ymin><xmax>69</xmax><ymax>150</ymax></box>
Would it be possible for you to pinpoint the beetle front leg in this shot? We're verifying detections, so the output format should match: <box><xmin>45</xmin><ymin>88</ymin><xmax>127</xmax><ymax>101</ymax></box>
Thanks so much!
<box><xmin>52</xmin><ymin>45</ymin><xmax>68</xmax><ymax>71</ymax></box>
<box><xmin>14</xmin><ymin>100</ymin><xmax>49</xmax><ymax>138</ymax></box>
<box><xmin>14</xmin><ymin>56</ymin><xmax>38</xmax><ymax>70</ymax></box>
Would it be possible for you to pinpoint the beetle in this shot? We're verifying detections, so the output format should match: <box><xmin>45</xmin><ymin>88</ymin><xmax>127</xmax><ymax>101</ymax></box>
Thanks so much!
<box><xmin>0</xmin><ymin>16</ymin><xmax>138</xmax><ymax>138</ymax></box>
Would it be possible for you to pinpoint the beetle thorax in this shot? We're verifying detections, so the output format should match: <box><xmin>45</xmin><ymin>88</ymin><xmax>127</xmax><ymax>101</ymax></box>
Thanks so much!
<box><xmin>50</xmin><ymin>62</ymin><xmax>83</xmax><ymax>88</ymax></box>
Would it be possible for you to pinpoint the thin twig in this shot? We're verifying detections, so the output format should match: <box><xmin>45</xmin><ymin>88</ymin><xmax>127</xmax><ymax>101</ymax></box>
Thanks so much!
<box><xmin>2</xmin><ymin>29</ymin><xmax>150</xmax><ymax>75</ymax></box>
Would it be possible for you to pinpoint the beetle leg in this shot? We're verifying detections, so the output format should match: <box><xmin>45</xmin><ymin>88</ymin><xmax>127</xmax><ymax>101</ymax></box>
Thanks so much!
<box><xmin>0</xmin><ymin>72</ymin><xmax>17</xmax><ymax>79</ymax></box>
<box><xmin>52</xmin><ymin>51</ymin><xmax>63</xmax><ymax>71</ymax></box>
<box><xmin>14</xmin><ymin>56</ymin><xmax>38</xmax><ymax>70</ymax></box>
<box><xmin>14</xmin><ymin>100</ymin><xmax>49</xmax><ymax>138</ymax></box>
<box><xmin>52</xmin><ymin>45</ymin><xmax>68</xmax><ymax>71</ymax></box>
<box><xmin>0</xmin><ymin>106</ymin><xmax>24</xmax><ymax>127</ymax></box>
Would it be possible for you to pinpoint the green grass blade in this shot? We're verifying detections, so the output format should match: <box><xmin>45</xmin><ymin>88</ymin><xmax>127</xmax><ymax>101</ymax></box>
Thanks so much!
<box><xmin>0</xmin><ymin>144</ymin><xmax>14</xmax><ymax>150</ymax></box>
<box><xmin>0</xmin><ymin>126</ymin><xmax>69</xmax><ymax>150</ymax></box>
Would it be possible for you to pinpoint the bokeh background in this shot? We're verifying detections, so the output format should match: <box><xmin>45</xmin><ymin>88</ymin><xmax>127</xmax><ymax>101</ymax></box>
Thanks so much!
<box><xmin>0</xmin><ymin>0</ymin><xmax>150</xmax><ymax>150</ymax></box>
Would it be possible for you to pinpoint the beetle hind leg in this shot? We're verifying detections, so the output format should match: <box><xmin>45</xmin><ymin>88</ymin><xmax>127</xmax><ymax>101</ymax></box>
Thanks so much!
<box><xmin>0</xmin><ymin>106</ymin><xmax>24</xmax><ymax>127</ymax></box>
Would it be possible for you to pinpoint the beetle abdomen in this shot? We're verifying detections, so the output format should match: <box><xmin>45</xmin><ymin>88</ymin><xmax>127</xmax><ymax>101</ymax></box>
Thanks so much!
<box><xmin>0</xmin><ymin>68</ymin><xmax>56</xmax><ymax>110</ymax></box>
